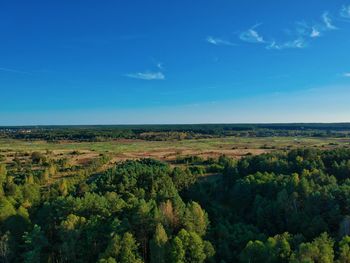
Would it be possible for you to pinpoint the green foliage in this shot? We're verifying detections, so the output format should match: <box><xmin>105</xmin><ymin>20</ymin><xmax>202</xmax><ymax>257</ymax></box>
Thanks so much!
<box><xmin>30</xmin><ymin>152</ymin><xmax>46</xmax><ymax>164</ymax></box>
<box><xmin>0</xmin><ymin>158</ymin><xmax>213</xmax><ymax>262</ymax></box>
<box><xmin>150</xmin><ymin>223</ymin><xmax>168</xmax><ymax>263</ymax></box>
<box><xmin>240</xmin><ymin>240</ymin><xmax>267</xmax><ymax>263</ymax></box>
<box><xmin>59</xmin><ymin>214</ymin><xmax>86</xmax><ymax>262</ymax></box>
<box><xmin>240</xmin><ymin>233</ymin><xmax>292</xmax><ymax>263</ymax></box>
<box><xmin>0</xmin><ymin>164</ymin><xmax>7</xmax><ymax>183</ymax></box>
<box><xmin>169</xmin><ymin>236</ymin><xmax>185</xmax><ymax>263</ymax></box>
<box><xmin>176</xmin><ymin>229</ymin><xmax>213</xmax><ymax>263</ymax></box>
<box><xmin>119</xmin><ymin>232</ymin><xmax>143</xmax><ymax>263</ymax></box>
<box><xmin>0</xmin><ymin>164</ymin><xmax>7</xmax><ymax>196</ymax></box>
<box><xmin>23</xmin><ymin>225</ymin><xmax>48</xmax><ymax>263</ymax></box>
<box><xmin>0</xmin><ymin>197</ymin><xmax>16</xmax><ymax>223</ymax></box>
<box><xmin>4</xmin><ymin>123</ymin><xmax>350</xmax><ymax>142</ymax></box>
<box><xmin>291</xmin><ymin>233</ymin><xmax>334</xmax><ymax>263</ymax></box>
<box><xmin>171</xmin><ymin>167</ymin><xmax>197</xmax><ymax>191</ymax></box>
<box><xmin>3</xmin><ymin>147</ymin><xmax>350</xmax><ymax>262</ymax></box>
<box><xmin>183</xmin><ymin>201</ymin><xmax>209</xmax><ymax>237</ymax></box>
<box><xmin>183</xmin><ymin>148</ymin><xmax>350</xmax><ymax>262</ymax></box>
<box><xmin>99</xmin><ymin>232</ymin><xmax>144</xmax><ymax>263</ymax></box>
<box><xmin>338</xmin><ymin>236</ymin><xmax>350</xmax><ymax>263</ymax></box>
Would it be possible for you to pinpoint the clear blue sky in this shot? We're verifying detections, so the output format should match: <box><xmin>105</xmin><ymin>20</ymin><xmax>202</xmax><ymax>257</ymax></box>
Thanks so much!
<box><xmin>1</xmin><ymin>0</ymin><xmax>350</xmax><ymax>125</ymax></box>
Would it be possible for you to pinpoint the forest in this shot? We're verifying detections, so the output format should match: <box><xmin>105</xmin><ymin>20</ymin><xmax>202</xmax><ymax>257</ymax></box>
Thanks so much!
<box><xmin>2</xmin><ymin>123</ymin><xmax>350</xmax><ymax>142</ymax></box>
<box><xmin>1</xmin><ymin>126</ymin><xmax>350</xmax><ymax>263</ymax></box>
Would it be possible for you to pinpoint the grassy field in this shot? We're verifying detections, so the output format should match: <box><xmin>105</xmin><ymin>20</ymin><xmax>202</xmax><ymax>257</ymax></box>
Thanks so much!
<box><xmin>1</xmin><ymin>136</ymin><xmax>349</xmax><ymax>165</ymax></box>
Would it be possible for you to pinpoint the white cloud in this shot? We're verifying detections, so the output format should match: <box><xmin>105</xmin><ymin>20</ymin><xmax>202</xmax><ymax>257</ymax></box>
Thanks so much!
<box><xmin>126</xmin><ymin>71</ymin><xmax>165</xmax><ymax>80</ymax></box>
<box><xmin>265</xmin><ymin>11</ymin><xmax>338</xmax><ymax>50</ymax></box>
<box><xmin>295</xmin><ymin>22</ymin><xmax>321</xmax><ymax>38</ymax></box>
<box><xmin>310</xmin><ymin>27</ymin><xmax>321</xmax><ymax>38</ymax></box>
<box><xmin>343</xmin><ymin>72</ymin><xmax>350</xmax><ymax>77</ymax></box>
<box><xmin>239</xmin><ymin>25</ymin><xmax>265</xmax><ymax>43</ymax></box>
<box><xmin>340</xmin><ymin>5</ymin><xmax>350</xmax><ymax>18</ymax></box>
<box><xmin>322</xmin><ymin>12</ymin><xmax>337</xmax><ymax>30</ymax></box>
<box><xmin>267</xmin><ymin>38</ymin><xmax>306</xmax><ymax>50</ymax></box>
<box><xmin>220</xmin><ymin>9</ymin><xmax>340</xmax><ymax>52</ymax></box>
<box><xmin>206</xmin><ymin>36</ymin><xmax>236</xmax><ymax>46</ymax></box>
<box><xmin>239</xmin><ymin>23</ymin><xmax>307</xmax><ymax>50</ymax></box>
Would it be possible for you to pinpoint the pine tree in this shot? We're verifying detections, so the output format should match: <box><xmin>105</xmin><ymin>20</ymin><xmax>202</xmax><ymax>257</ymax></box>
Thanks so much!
<box><xmin>23</xmin><ymin>225</ymin><xmax>48</xmax><ymax>263</ymax></box>
<box><xmin>169</xmin><ymin>236</ymin><xmax>185</xmax><ymax>263</ymax></box>
<box><xmin>119</xmin><ymin>232</ymin><xmax>143</xmax><ymax>263</ymax></box>
<box><xmin>150</xmin><ymin>223</ymin><xmax>168</xmax><ymax>263</ymax></box>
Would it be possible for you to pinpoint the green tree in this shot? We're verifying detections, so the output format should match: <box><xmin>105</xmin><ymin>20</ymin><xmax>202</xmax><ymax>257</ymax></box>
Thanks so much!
<box><xmin>119</xmin><ymin>232</ymin><xmax>143</xmax><ymax>263</ymax></box>
<box><xmin>0</xmin><ymin>197</ymin><xmax>16</xmax><ymax>223</ymax></box>
<box><xmin>23</xmin><ymin>225</ymin><xmax>48</xmax><ymax>263</ymax></box>
<box><xmin>169</xmin><ymin>236</ymin><xmax>185</xmax><ymax>263</ymax></box>
<box><xmin>177</xmin><ymin>229</ymin><xmax>211</xmax><ymax>263</ymax></box>
<box><xmin>4</xmin><ymin>206</ymin><xmax>31</xmax><ymax>242</ymax></box>
<box><xmin>183</xmin><ymin>202</ymin><xmax>209</xmax><ymax>237</ymax></box>
<box><xmin>0</xmin><ymin>164</ymin><xmax>7</xmax><ymax>196</ymax></box>
<box><xmin>59</xmin><ymin>214</ymin><xmax>86</xmax><ymax>262</ymax></box>
<box><xmin>31</xmin><ymin>152</ymin><xmax>45</xmax><ymax>164</ymax></box>
<box><xmin>100</xmin><ymin>234</ymin><xmax>121</xmax><ymax>261</ymax></box>
<box><xmin>56</xmin><ymin>179</ymin><xmax>68</xmax><ymax>196</ymax></box>
<box><xmin>291</xmin><ymin>233</ymin><xmax>334</xmax><ymax>263</ymax></box>
<box><xmin>150</xmin><ymin>223</ymin><xmax>168</xmax><ymax>263</ymax></box>
<box><xmin>265</xmin><ymin>233</ymin><xmax>292</xmax><ymax>263</ymax></box>
<box><xmin>99</xmin><ymin>258</ymin><xmax>117</xmax><ymax>263</ymax></box>
<box><xmin>240</xmin><ymin>240</ymin><xmax>267</xmax><ymax>263</ymax></box>
<box><xmin>203</xmin><ymin>241</ymin><xmax>215</xmax><ymax>261</ymax></box>
<box><xmin>338</xmin><ymin>236</ymin><xmax>350</xmax><ymax>263</ymax></box>
<box><xmin>0</xmin><ymin>164</ymin><xmax>6</xmax><ymax>184</ymax></box>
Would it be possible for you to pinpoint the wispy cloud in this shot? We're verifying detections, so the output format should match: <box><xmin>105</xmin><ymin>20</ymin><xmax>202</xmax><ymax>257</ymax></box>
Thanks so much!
<box><xmin>125</xmin><ymin>71</ymin><xmax>165</xmax><ymax>80</ymax></box>
<box><xmin>249</xmin><ymin>11</ymin><xmax>339</xmax><ymax>51</ymax></box>
<box><xmin>239</xmin><ymin>24</ymin><xmax>265</xmax><ymax>43</ymax></box>
<box><xmin>293</xmin><ymin>12</ymin><xmax>337</xmax><ymax>41</ymax></box>
<box><xmin>340</xmin><ymin>5</ymin><xmax>350</xmax><ymax>18</ymax></box>
<box><xmin>267</xmin><ymin>38</ymin><xmax>306</xmax><ymax>50</ymax></box>
<box><xmin>206</xmin><ymin>36</ymin><xmax>236</xmax><ymax>46</ymax></box>
<box><xmin>156</xmin><ymin>62</ymin><xmax>163</xmax><ymax>70</ymax></box>
<box><xmin>322</xmin><ymin>12</ymin><xmax>337</xmax><ymax>30</ymax></box>
<box><xmin>343</xmin><ymin>72</ymin><xmax>350</xmax><ymax>77</ymax></box>
<box><xmin>0</xmin><ymin>67</ymin><xmax>31</xmax><ymax>75</ymax></box>
<box><xmin>213</xmin><ymin>6</ymin><xmax>342</xmax><ymax>52</ymax></box>
<box><xmin>295</xmin><ymin>21</ymin><xmax>321</xmax><ymax>38</ymax></box>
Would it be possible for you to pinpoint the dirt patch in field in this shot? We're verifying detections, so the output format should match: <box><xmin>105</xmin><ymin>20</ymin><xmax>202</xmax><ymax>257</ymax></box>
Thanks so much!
<box><xmin>193</xmin><ymin>149</ymin><xmax>271</xmax><ymax>159</ymax></box>
<box><xmin>106</xmin><ymin>148</ymin><xmax>271</xmax><ymax>164</ymax></box>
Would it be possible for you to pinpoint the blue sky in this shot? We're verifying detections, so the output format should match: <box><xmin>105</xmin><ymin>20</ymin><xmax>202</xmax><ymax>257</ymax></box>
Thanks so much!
<box><xmin>1</xmin><ymin>0</ymin><xmax>350</xmax><ymax>125</ymax></box>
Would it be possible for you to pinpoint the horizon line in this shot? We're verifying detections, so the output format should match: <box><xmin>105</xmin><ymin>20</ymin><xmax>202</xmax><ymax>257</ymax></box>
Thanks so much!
<box><xmin>1</xmin><ymin>122</ymin><xmax>350</xmax><ymax>128</ymax></box>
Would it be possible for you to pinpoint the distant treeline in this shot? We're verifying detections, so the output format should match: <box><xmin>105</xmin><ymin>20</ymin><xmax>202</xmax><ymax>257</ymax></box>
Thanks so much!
<box><xmin>1</xmin><ymin>123</ymin><xmax>350</xmax><ymax>141</ymax></box>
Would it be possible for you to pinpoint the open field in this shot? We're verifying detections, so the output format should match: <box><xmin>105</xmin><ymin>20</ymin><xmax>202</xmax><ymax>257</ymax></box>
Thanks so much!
<box><xmin>1</xmin><ymin>136</ymin><xmax>350</xmax><ymax>165</ymax></box>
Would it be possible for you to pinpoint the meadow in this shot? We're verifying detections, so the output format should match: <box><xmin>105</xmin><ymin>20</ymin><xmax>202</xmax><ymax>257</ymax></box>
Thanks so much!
<box><xmin>1</xmin><ymin>136</ymin><xmax>349</xmax><ymax>165</ymax></box>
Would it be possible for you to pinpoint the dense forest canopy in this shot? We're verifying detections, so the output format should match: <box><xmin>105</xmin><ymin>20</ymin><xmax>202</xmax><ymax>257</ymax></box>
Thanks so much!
<box><xmin>2</xmin><ymin>144</ymin><xmax>350</xmax><ymax>262</ymax></box>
